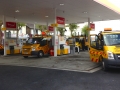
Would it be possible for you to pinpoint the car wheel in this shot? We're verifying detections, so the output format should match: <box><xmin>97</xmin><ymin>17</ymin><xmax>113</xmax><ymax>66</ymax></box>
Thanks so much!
<box><xmin>38</xmin><ymin>51</ymin><xmax>44</xmax><ymax>58</ymax></box>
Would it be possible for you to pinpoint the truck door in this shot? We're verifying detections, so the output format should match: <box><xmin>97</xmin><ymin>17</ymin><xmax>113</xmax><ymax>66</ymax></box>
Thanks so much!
<box><xmin>89</xmin><ymin>35</ymin><xmax>101</xmax><ymax>63</ymax></box>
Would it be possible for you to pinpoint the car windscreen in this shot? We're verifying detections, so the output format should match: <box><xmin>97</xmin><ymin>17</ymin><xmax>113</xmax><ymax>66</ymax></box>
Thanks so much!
<box><xmin>27</xmin><ymin>37</ymin><xmax>43</xmax><ymax>44</ymax></box>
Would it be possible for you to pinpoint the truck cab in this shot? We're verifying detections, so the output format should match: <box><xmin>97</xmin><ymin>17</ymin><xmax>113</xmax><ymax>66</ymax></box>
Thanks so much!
<box><xmin>22</xmin><ymin>36</ymin><xmax>51</xmax><ymax>58</ymax></box>
<box><xmin>89</xmin><ymin>30</ymin><xmax>120</xmax><ymax>70</ymax></box>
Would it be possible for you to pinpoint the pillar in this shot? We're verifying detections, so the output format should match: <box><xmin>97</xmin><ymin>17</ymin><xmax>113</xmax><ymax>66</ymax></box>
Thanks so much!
<box><xmin>88</xmin><ymin>17</ymin><xmax>90</xmax><ymax>50</ymax></box>
<box><xmin>46</xmin><ymin>19</ymin><xmax>49</xmax><ymax>35</ymax></box>
<box><xmin>54</xmin><ymin>8</ymin><xmax>57</xmax><ymax>57</ymax></box>
<box><xmin>46</xmin><ymin>19</ymin><xmax>49</xmax><ymax>30</ymax></box>
<box><xmin>3</xmin><ymin>15</ymin><xmax>6</xmax><ymax>56</ymax></box>
<box><xmin>33</xmin><ymin>24</ymin><xmax>36</xmax><ymax>35</ymax></box>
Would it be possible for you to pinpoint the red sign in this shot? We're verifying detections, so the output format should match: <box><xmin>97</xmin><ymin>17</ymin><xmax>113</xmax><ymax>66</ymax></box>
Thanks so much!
<box><xmin>48</xmin><ymin>26</ymin><xmax>54</xmax><ymax>31</ymax></box>
<box><xmin>6</xmin><ymin>22</ymin><xmax>17</xmax><ymax>29</ymax></box>
<box><xmin>56</xmin><ymin>17</ymin><xmax>65</xmax><ymax>25</ymax></box>
<box><xmin>90</xmin><ymin>23</ymin><xmax>95</xmax><ymax>29</ymax></box>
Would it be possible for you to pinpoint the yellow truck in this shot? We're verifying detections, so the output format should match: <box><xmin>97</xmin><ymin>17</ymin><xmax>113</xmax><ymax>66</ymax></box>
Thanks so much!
<box><xmin>72</xmin><ymin>36</ymin><xmax>88</xmax><ymax>51</ymax></box>
<box><xmin>22</xmin><ymin>35</ymin><xmax>51</xmax><ymax>58</ymax></box>
<box><xmin>89</xmin><ymin>30</ymin><xmax>120</xmax><ymax>70</ymax></box>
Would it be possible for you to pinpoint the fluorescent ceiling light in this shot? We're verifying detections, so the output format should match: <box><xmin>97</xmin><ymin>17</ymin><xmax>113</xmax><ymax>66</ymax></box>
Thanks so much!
<box><xmin>45</xmin><ymin>16</ymin><xmax>49</xmax><ymax>17</ymax></box>
<box><xmin>94</xmin><ymin>0</ymin><xmax>120</xmax><ymax>14</ymax></box>
<box><xmin>83</xmin><ymin>11</ymin><xmax>87</xmax><ymax>14</ymax></box>
<box><xmin>15</xmin><ymin>10</ymin><xmax>19</xmax><ymax>12</ymax></box>
<box><xmin>60</xmin><ymin>4</ymin><xmax>64</xmax><ymax>6</ymax></box>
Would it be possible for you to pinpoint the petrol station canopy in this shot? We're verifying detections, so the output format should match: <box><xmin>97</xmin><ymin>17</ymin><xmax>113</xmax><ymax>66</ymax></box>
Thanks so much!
<box><xmin>0</xmin><ymin>0</ymin><xmax>120</xmax><ymax>25</ymax></box>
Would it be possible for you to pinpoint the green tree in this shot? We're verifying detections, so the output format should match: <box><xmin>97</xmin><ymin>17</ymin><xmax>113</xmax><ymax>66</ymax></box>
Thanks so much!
<box><xmin>81</xmin><ymin>25</ymin><xmax>89</xmax><ymax>36</ymax></box>
<box><xmin>66</xmin><ymin>23</ymin><xmax>78</xmax><ymax>36</ymax></box>
<box><xmin>17</xmin><ymin>23</ymin><xmax>26</xmax><ymax>30</ymax></box>
<box><xmin>57</xmin><ymin>27</ymin><xmax>66</xmax><ymax>36</ymax></box>
<box><xmin>35</xmin><ymin>24</ymin><xmax>47</xmax><ymax>32</ymax></box>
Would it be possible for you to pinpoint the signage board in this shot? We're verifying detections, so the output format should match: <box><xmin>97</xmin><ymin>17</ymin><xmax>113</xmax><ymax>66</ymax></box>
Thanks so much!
<box><xmin>48</xmin><ymin>26</ymin><xmax>54</xmax><ymax>31</ymax></box>
<box><xmin>1</xmin><ymin>27</ymin><xmax>6</xmax><ymax>31</ymax></box>
<box><xmin>56</xmin><ymin>17</ymin><xmax>65</xmax><ymax>25</ymax></box>
<box><xmin>90</xmin><ymin>23</ymin><xmax>95</xmax><ymax>29</ymax></box>
<box><xmin>6</xmin><ymin>22</ymin><xmax>17</xmax><ymax>30</ymax></box>
<box><xmin>51</xmin><ymin>24</ymin><xmax>58</xmax><ymax>27</ymax></box>
<box><xmin>56</xmin><ymin>16</ymin><xmax>65</xmax><ymax>27</ymax></box>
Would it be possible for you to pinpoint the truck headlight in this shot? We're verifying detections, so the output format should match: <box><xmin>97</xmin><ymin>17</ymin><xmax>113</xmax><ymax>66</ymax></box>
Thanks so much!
<box><xmin>32</xmin><ymin>47</ymin><xmax>36</xmax><ymax>51</ymax></box>
<box><xmin>107</xmin><ymin>51</ymin><xmax>114</xmax><ymax>59</ymax></box>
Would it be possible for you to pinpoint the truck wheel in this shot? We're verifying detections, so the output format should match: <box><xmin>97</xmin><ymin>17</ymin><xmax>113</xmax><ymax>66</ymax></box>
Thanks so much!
<box><xmin>23</xmin><ymin>56</ymin><xmax>28</xmax><ymax>58</ymax></box>
<box><xmin>38</xmin><ymin>51</ymin><xmax>44</xmax><ymax>58</ymax></box>
<box><xmin>0</xmin><ymin>50</ymin><xmax>4</xmax><ymax>55</ymax></box>
<box><xmin>1</xmin><ymin>51</ymin><xmax>4</xmax><ymax>55</ymax></box>
<box><xmin>102</xmin><ymin>61</ymin><xmax>108</xmax><ymax>71</ymax></box>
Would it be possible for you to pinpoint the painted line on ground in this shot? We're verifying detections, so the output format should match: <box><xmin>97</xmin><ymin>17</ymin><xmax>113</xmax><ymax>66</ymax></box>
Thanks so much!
<box><xmin>0</xmin><ymin>63</ymin><xmax>101</xmax><ymax>73</ymax></box>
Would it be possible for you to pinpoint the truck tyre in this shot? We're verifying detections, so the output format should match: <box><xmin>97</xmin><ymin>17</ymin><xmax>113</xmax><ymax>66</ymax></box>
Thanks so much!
<box><xmin>102</xmin><ymin>60</ymin><xmax>108</xmax><ymax>71</ymax></box>
<box><xmin>37</xmin><ymin>51</ymin><xmax>44</xmax><ymax>58</ymax></box>
<box><xmin>1</xmin><ymin>51</ymin><xmax>4</xmax><ymax>55</ymax></box>
<box><xmin>0</xmin><ymin>49</ymin><xmax>4</xmax><ymax>55</ymax></box>
<box><xmin>23</xmin><ymin>56</ymin><xmax>28</xmax><ymax>58</ymax></box>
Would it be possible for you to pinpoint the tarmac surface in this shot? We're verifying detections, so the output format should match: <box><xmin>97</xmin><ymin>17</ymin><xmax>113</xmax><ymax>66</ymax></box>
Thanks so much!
<box><xmin>0</xmin><ymin>51</ymin><xmax>101</xmax><ymax>73</ymax></box>
<box><xmin>0</xmin><ymin>51</ymin><xmax>120</xmax><ymax>90</ymax></box>
<box><xmin>0</xmin><ymin>65</ymin><xmax>120</xmax><ymax>90</ymax></box>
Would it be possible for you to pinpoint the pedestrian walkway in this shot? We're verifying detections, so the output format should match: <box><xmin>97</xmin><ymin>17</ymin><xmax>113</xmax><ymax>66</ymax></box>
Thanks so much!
<box><xmin>0</xmin><ymin>51</ymin><xmax>101</xmax><ymax>73</ymax></box>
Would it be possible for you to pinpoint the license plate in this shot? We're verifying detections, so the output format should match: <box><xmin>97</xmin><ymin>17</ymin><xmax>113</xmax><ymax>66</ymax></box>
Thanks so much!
<box><xmin>24</xmin><ymin>52</ymin><xmax>28</xmax><ymax>54</ymax></box>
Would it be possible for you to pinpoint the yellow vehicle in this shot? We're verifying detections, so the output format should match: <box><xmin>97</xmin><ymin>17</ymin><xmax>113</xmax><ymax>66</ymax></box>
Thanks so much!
<box><xmin>22</xmin><ymin>35</ymin><xmax>51</xmax><ymax>58</ymax></box>
<box><xmin>89</xmin><ymin>30</ymin><xmax>120</xmax><ymax>70</ymax></box>
<box><xmin>0</xmin><ymin>44</ymin><xmax>4</xmax><ymax>55</ymax></box>
<box><xmin>72</xmin><ymin>36</ymin><xmax>88</xmax><ymax>51</ymax></box>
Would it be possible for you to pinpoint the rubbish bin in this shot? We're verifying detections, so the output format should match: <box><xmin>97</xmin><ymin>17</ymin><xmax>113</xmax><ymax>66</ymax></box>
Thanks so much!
<box><xmin>9</xmin><ymin>46</ymin><xmax>14</xmax><ymax>54</ymax></box>
<box><xmin>70</xmin><ymin>45</ymin><xmax>75</xmax><ymax>55</ymax></box>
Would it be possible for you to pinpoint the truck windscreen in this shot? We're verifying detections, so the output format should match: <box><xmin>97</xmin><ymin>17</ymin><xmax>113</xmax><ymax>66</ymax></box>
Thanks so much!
<box><xmin>103</xmin><ymin>34</ymin><xmax>120</xmax><ymax>46</ymax></box>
